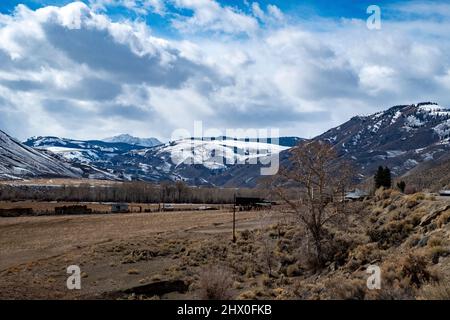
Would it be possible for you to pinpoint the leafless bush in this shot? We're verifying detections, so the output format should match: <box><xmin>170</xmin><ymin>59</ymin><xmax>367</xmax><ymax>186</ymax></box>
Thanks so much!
<box><xmin>198</xmin><ymin>266</ymin><xmax>234</xmax><ymax>300</ymax></box>
<box><xmin>259</xmin><ymin>235</ymin><xmax>278</xmax><ymax>277</ymax></box>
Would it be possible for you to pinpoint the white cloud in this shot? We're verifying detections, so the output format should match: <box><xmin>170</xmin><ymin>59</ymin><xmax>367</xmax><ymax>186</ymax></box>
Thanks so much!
<box><xmin>0</xmin><ymin>1</ymin><xmax>449</xmax><ymax>142</ymax></box>
<box><xmin>267</xmin><ymin>4</ymin><xmax>283</xmax><ymax>21</ymax></box>
<box><xmin>171</xmin><ymin>0</ymin><xmax>259</xmax><ymax>35</ymax></box>
<box><xmin>251</xmin><ymin>2</ymin><xmax>264</xmax><ymax>20</ymax></box>
<box><xmin>89</xmin><ymin>0</ymin><xmax>166</xmax><ymax>15</ymax></box>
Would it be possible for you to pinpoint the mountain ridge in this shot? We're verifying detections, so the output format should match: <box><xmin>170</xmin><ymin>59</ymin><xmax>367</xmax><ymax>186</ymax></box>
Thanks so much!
<box><xmin>0</xmin><ymin>130</ymin><xmax>82</xmax><ymax>180</ymax></box>
<box><xmin>2</xmin><ymin>102</ymin><xmax>450</xmax><ymax>188</ymax></box>
<box><xmin>103</xmin><ymin>134</ymin><xmax>161</xmax><ymax>147</ymax></box>
<box><xmin>315</xmin><ymin>101</ymin><xmax>450</xmax><ymax>182</ymax></box>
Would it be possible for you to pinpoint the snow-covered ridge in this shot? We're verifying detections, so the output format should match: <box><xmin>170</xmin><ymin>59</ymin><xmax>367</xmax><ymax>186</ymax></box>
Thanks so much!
<box><xmin>23</xmin><ymin>136</ymin><xmax>144</xmax><ymax>164</ymax></box>
<box><xmin>316</xmin><ymin>102</ymin><xmax>450</xmax><ymax>181</ymax></box>
<box><xmin>146</xmin><ymin>138</ymin><xmax>290</xmax><ymax>170</ymax></box>
<box><xmin>417</xmin><ymin>103</ymin><xmax>450</xmax><ymax>116</ymax></box>
<box><xmin>414</xmin><ymin>103</ymin><xmax>450</xmax><ymax>139</ymax></box>
<box><xmin>0</xmin><ymin>130</ymin><xmax>82</xmax><ymax>180</ymax></box>
<box><xmin>103</xmin><ymin>134</ymin><xmax>161</xmax><ymax>147</ymax></box>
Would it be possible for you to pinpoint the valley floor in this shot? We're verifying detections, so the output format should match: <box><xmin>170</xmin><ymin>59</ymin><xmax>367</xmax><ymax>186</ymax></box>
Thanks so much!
<box><xmin>1</xmin><ymin>192</ymin><xmax>450</xmax><ymax>300</ymax></box>
<box><xmin>0</xmin><ymin>208</ymin><xmax>283</xmax><ymax>299</ymax></box>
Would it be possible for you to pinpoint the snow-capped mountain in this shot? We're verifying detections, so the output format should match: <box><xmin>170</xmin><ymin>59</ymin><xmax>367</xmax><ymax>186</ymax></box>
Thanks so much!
<box><xmin>0</xmin><ymin>130</ymin><xmax>82</xmax><ymax>180</ymax></box>
<box><xmin>24</xmin><ymin>136</ymin><xmax>144</xmax><ymax>165</ymax></box>
<box><xmin>5</xmin><ymin>102</ymin><xmax>450</xmax><ymax>188</ymax></box>
<box><xmin>103</xmin><ymin>134</ymin><xmax>161</xmax><ymax>147</ymax></box>
<box><xmin>22</xmin><ymin>136</ymin><xmax>139</xmax><ymax>180</ymax></box>
<box><xmin>316</xmin><ymin>102</ymin><xmax>450</xmax><ymax>179</ymax></box>
<box><xmin>19</xmin><ymin>135</ymin><xmax>298</xmax><ymax>185</ymax></box>
<box><xmin>106</xmin><ymin>137</ymin><xmax>291</xmax><ymax>185</ymax></box>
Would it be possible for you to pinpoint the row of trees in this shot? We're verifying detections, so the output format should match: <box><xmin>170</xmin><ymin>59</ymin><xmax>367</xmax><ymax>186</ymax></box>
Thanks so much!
<box><xmin>0</xmin><ymin>182</ymin><xmax>264</xmax><ymax>204</ymax></box>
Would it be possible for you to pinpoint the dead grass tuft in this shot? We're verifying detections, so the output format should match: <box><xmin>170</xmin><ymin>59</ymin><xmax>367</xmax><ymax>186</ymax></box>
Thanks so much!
<box><xmin>198</xmin><ymin>266</ymin><xmax>234</xmax><ymax>300</ymax></box>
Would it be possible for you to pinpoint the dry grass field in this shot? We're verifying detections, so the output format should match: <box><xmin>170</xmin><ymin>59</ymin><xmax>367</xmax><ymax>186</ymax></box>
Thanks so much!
<box><xmin>0</xmin><ymin>208</ymin><xmax>275</xmax><ymax>269</ymax></box>
<box><xmin>0</xmin><ymin>205</ymin><xmax>286</xmax><ymax>299</ymax></box>
<box><xmin>1</xmin><ymin>192</ymin><xmax>450</xmax><ymax>300</ymax></box>
<box><xmin>0</xmin><ymin>200</ymin><xmax>227</xmax><ymax>213</ymax></box>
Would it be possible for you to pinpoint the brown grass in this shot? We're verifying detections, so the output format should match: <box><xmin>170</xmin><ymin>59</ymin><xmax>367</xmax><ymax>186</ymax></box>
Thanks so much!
<box><xmin>0</xmin><ymin>208</ymin><xmax>262</xmax><ymax>270</ymax></box>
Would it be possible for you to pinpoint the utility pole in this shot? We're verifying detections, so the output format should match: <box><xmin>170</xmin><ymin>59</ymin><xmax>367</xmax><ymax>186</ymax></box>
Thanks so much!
<box><xmin>232</xmin><ymin>194</ymin><xmax>236</xmax><ymax>243</ymax></box>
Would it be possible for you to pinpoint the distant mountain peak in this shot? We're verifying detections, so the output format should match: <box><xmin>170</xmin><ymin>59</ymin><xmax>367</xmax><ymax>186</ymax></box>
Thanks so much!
<box><xmin>103</xmin><ymin>134</ymin><xmax>161</xmax><ymax>147</ymax></box>
<box><xmin>317</xmin><ymin>101</ymin><xmax>450</xmax><ymax>180</ymax></box>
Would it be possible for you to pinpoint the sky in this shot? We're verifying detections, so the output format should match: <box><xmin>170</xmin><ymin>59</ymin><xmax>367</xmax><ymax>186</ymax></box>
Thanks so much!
<box><xmin>0</xmin><ymin>0</ymin><xmax>450</xmax><ymax>141</ymax></box>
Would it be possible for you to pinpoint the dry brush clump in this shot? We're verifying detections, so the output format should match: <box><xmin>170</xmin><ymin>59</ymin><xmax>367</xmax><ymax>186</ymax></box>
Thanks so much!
<box><xmin>198</xmin><ymin>266</ymin><xmax>234</xmax><ymax>300</ymax></box>
<box><xmin>419</xmin><ymin>280</ymin><xmax>450</xmax><ymax>300</ymax></box>
<box><xmin>323</xmin><ymin>276</ymin><xmax>367</xmax><ymax>300</ymax></box>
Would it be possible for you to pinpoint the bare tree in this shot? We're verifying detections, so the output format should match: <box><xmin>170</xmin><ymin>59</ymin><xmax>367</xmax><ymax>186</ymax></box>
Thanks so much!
<box><xmin>273</xmin><ymin>140</ymin><xmax>353</xmax><ymax>267</ymax></box>
<box><xmin>175</xmin><ymin>180</ymin><xmax>188</xmax><ymax>203</ymax></box>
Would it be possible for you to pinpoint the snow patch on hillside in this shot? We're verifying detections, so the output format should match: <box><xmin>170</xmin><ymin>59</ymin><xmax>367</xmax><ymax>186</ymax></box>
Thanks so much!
<box><xmin>156</xmin><ymin>138</ymin><xmax>289</xmax><ymax>170</ymax></box>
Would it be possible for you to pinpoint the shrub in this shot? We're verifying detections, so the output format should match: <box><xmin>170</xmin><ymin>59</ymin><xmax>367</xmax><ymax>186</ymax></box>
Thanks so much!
<box><xmin>278</xmin><ymin>253</ymin><xmax>296</xmax><ymax>266</ymax></box>
<box><xmin>406</xmin><ymin>199</ymin><xmax>418</xmax><ymax>209</ymax></box>
<box><xmin>350</xmin><ymin>243</ymin><xmax>382</xmax><ymax>266</ymax></box>
<box><xmin>367</xmin><ymin>220</ymin><xmax>414</xmax><ymax>247</ymax></box>
<box><xmin>261</xmin><ymin>275</ymin><xmax>273</xmax><ymax>288</ymax></box>
<box><xmin>198</xmin><ymin>266</ymin><xmax>234</xmax><ymax>300</ymax></box>
<box><xmin>325</xmin><ymin>276</ymin><xmax>366</xmax><ymax>300</ymax></box>
<box><xmin>375</xmin><ymin>188</ymin><xmax>391</xmax><ymax>201</ymax></box>
<box><xmin>286</xmin><ymin>264</ymin><xmax>302</xmax><ymax>277</ymax></box>
<box><xmin>258</xmin><ymin>236</ymin><xmax>278</xmax><ymax>276</ymax></box>
<box><xmin>399</xmin><ymin>254</ymin><xmax>432</xmax><ymax>287</ymax></box>
<box><xmin>127</xmin><ymin>268</ymin><xmax>140</xmax><ymax>275</ymax></box>
<box><xmin>238</xmin><ymin>290</ymin><xmax>256</xmax><ymax>300</ymax></box>
<box><xmin>408</xmin><ymin>193</ymin><xmax>426</xmax><ymax>202</ymax></box>
<box><xmin>240</xmin><ymin>230</ymin><xmax>252</xmax><ymax>241</ymax></box>
<box><xmin>420</xmin><ymin>282</ymin><xmax>450</xmax><ymax>300</ymax></box>
<box><xmin>426</xmin><ymin>246</ymin><xmax>449</xmax><ymax>264</ymax></box>
<box><xmin>437</xmin><ymin>211</ymin><xmax>450</xmax><ymax>228</ymax></box>
<box><xmin>427</xmin><ymin>236</ymin><xmax>442</xmax><ymax>247</ymax></box>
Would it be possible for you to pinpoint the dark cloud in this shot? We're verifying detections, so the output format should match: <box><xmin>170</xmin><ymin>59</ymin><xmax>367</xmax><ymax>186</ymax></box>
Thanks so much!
<box><xmin>43</xmin><ymin>23</ymin><xmax>216</xmax><ymax>89</ymax></box>
<box><xmin>214</xmin><ymin>100</ymin><xmax>330</xmax><ymax>128</ymax></box>
<box><xmin>99</xmin><ymin>103</ymin><xmax>155</xmax><ymax>120</ymax></box>
<box><xmin>65</xmin><ymin>77</ymin><xmax>122</xmax><ymax>101</ymax></box>
<box><xmin>0</xmin><ymin>79</ymin><xmax>45</xmax><ymax>91</ymax></box>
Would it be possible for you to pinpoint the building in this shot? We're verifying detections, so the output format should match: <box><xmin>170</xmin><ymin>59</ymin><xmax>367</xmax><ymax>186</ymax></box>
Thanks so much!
<box><xmin>55</xmin><ymin>205</ymin><xmax>92</xmax><ymax>215</ymax></box>
<box><xmin>345</xmin><ymin>189</ymin><xmax>369</xmax><ymax>201</ymax></box>
<box><xmin>235</xmin><ymin>197</ymin><xmax>272</xmax><ymax>211</ymax></box>
<box><xmin>111</xmin><ymin>203</ymin><xmax>129</xmax><ymax>213</ymax></box>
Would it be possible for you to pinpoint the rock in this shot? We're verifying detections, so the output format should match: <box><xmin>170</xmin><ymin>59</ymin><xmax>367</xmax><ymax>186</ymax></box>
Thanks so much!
<box><xmin>419</xmin><ymin>205</ymin><xmax>450</xmax><ymax>227</ymax></box>
<box><xmin>329</xmin><ymin>262</ymin><xmax>336</xmax><ymax>271</ymax></box>
<box><xmin>417</xmin><ymin>236</ymin><xmax>429</xmax><ymax>247</ymax></box>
